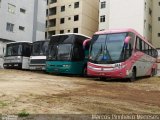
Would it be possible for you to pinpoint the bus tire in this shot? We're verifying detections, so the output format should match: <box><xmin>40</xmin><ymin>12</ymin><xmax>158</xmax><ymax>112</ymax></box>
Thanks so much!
<box><xmin>130</xmin><ymin>68</ymin><xmax>136</xmax><ymax>82</ymax></box>
<box><xmin>100</xmin><ymin>77</ymin><xmax>106</xmax><ymax>81</ymax></box>
<box><xmin>151</xmin><ymin>68</ymin><xmax>156</xmax><ymax>77</ymax></box>
<box><xmin>82</xmin><ymin>66</ymin><xmax>87</xmax><ymax>77</ymax></box>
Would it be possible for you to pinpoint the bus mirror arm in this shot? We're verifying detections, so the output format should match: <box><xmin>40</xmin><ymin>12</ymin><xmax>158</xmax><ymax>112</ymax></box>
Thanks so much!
<box><xmin>124</xmin><ymin>36</ymin><xmax>131</xmax><ymax>44</ymax></box>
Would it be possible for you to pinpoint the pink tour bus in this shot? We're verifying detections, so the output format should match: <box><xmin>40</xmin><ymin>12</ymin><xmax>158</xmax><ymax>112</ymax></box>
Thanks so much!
<box><xmin>87</xmin><ymin>29</ymin><xmax>158</xmax><ymax>81</ymax></box>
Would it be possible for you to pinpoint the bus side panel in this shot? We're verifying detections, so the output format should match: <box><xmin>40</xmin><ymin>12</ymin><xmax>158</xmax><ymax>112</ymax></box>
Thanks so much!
<box><xmin>22</xmin><ymin>57</ymin><xmax>30</xmax><ymax>69</ymax></box>
<box><xmin>46</xmin><ymin>61</ymin><xmax>85</xmax><ymax>75</ymax></box>
<box><xmin>126</xmin><ymin>52</ymin><xmax>157</xmax><ymax>77</ymax></box>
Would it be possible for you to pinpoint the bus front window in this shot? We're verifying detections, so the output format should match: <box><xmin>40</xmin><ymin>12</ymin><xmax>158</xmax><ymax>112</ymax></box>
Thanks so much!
<box><xmin>48</xmin><ymin>45</ymin><xmax>57</xmax><ymax>60</ymax></box>
<box><xmin>6</xmin><ymin>44</ymin><xmax>22</xmax><ymax>56</ymax></box>
<box><xmin>32</xmin><ymin>41</ymin><xmax>49</xmax><ymax>56</ymax></box>
<box><xmin>90</xmin><ymin>33</ymin><xmax>127</xmax><ymax>64</ymax></box>
<box><xmin>57</xmin><ymin>44</ymin><xmax>72</xmax><ymax>61</ymax></box>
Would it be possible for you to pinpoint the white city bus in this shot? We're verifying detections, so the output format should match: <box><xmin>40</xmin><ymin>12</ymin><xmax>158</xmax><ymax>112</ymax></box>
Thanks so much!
<box><xmin>29</xmin><ymin>40</ymin><xmax>49</xmax><ymax>70</ymax></box>
<box><xmin>3</xmin><ymin>42</ymin><xmax>32</xmax><ymax>69</ymax></box>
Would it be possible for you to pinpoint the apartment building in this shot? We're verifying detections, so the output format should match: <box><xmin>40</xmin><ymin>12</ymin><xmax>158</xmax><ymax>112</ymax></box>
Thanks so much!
<box><xmin>0</xmin><ymin>0</ymin><xmax>46</xmax><ymax>42</ymax></box>
<box><xmin>99</xmin><ymin>0</ymin><xmax>153</xmax><ymax>43</ymax></box>
<box><xmin>46</xmin><ymin>0</ymin><xmax>99</xmax><ymax>38</ymax></box>
<box><xmin>0</xmin><ymin>0</ymin><xmax>46</xmax><ymax>68</ymax></box>
<box><xmin>152</xmin><ymin>0</ymin><xmax>160</xmax><ymax>48</ymax></box>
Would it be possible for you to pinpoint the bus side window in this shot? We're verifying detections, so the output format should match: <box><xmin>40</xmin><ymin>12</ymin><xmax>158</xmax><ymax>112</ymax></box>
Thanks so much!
<box><xmin>23</xmin><ymin>44</ymin><xmax>31</xmax><ymax>57</ymax></box>
<box><xmin>136</xmin><ymin>37</ymin><xmax>143</xmax><ymax>51</ymax></box>
<box><xmin>136</xmin><ymin>37</ymin><xmax>140</xmax><ymax>51</ymax></box>
<box><xmin>72</xmin><ymin>44</ymin><xmax>84</xmax><ymax>61</ymax></box>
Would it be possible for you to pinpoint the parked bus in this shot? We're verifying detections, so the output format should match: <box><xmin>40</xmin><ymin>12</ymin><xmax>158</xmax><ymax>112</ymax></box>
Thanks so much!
<box><xmin>3</xmin><ymin>42</ymin><xmax>32</xmax><ymax>69</ymax></box>
<box><xmin>29</xmin><ymin>40</ymin><xmax>49</xmax><ymax>70</ymax></box>
<box><xmin>157</xmin><ymin>48</ymin><xmax>160</xmax><ymax>75</ymax></box>
<box><xmin>46</xmin><ymin>33</ymin><xmax>90</xmax><ymax>75</ymax></box>
<box><xmin>87</xmin><ymin>29</ymin><xmax>158</xmax><ymax>81</ymax></box>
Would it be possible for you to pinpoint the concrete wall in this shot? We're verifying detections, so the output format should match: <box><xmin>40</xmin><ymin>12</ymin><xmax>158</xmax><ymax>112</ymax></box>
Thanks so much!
<box><xmin>0</xmin><ymin>40</ymin><xmax>10</xmax><ymax>68</ymax></box>
<box><xmin>99</xmin><ymin>0</ymin><xmax>153</xmax><ymax>42</ymax></box>
<box><xmin>152</xmin><ymin>0</ymin><xmax>160</xmax><ymax>48</ymax></box>
<box><xmin>0</xmin><ymin>0</ymin><xmax>46</xmax><ymax>42</ymax></box>
<box><xmin>46</xmin><ymin>0</ymin><xmax>99</xmax><ymax>37</ymax></box>
<box><xmin>109</xmin><ymin>0</ymin><xmax>145</xmax><ymax>34</ymax></box>
<box><xmin>99</xmin><ymin>0</ymin><xmax>109</xmax><ymax>31</ymax></box>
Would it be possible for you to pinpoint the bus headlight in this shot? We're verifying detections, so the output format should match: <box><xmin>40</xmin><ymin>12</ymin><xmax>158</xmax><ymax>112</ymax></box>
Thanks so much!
<box><xmin>63</xmin><ymin>65</ymin><xmax>71</xmax><ymax>68</ymax></box>
<box><xmin>114</xmin><ymin>63</ymin><xmax>126</xmax><ymax>70</ymax></box>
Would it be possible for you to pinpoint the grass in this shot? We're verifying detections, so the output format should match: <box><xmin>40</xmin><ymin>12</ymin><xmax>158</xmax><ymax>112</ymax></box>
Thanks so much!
<box><xmin>0</xmin><ymin>101</ymin><xmax>8</xmax><ymax>108</ymax></box>
<box><xmin>18</xmin><ymin>109</ymin><xmax>30</xmax><ymax>117</ymax></box>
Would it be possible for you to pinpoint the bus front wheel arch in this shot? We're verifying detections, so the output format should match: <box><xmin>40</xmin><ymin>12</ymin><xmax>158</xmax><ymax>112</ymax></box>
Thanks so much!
<box><xmin>82</xmin><ymin>65</ymin><xmax>87</xmax><ymax>77</ymax></box>
<box><xmin>130</xmin><ymin>67</ymin><xmax>136</xmax><ymax>82</ymax></box>
<box><xmin>151</xmin><ymin>68</ymin><xmax>157</xmax><ymax>77</ymax></box>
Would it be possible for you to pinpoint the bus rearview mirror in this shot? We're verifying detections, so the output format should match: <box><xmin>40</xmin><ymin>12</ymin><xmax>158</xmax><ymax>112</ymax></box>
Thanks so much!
<box><xmin>124</xmin><ymin>36</ymin><xmax>131</xmax><ymax>44</ymax></box>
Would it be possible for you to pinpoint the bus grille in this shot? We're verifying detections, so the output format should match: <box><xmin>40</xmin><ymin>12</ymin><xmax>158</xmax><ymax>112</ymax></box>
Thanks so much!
<box><xmin>30</xmin><ymin>59</ymin><xmax>46</xmax><ymax>64</ymax></box>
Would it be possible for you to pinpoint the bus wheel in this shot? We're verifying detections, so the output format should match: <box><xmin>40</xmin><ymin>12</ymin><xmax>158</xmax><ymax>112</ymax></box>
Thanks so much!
<box><xmin>100</xmin><ymin>77</ymin><xmax>106</xmax><ymax>81</ymax></box>
<box><xmin>151</xmin><ymin>68</ymin><xmax>156</xmax><ymax>77</ymax></box>
<box><xmin>82</xmin><ymin>66</ymin><xmax>87</xmax><ymax>77</ymax></box>
<box><xmin>130</xmin><ymin>68</ymin><xmax>136</xmax><ymax>82</ymax></box>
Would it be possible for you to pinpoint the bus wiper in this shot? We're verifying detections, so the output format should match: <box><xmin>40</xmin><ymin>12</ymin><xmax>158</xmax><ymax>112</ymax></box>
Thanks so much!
<box><xmin>94</xmin><ymin>45</ymin><xmax>103</xmax><ymax>61</ymax></box>
<box><xmin>103</xmin><ymin>46</ymin><xmax>112</xmax><ymax>61</ymax></box>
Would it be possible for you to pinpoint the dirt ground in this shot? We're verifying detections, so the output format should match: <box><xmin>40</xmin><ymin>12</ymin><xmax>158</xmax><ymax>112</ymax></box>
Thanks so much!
<box><xmin>0</xmin><ymin>69</ymin><xmax>160</xmax><ymax>115</ymax></box>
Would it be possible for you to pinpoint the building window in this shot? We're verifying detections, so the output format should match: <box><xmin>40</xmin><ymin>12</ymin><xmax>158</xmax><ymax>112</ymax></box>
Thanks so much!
<box><xmin>46</xmin><ymin>21</ymin><xmax>48</xmax><ymax>27</ymax></box>
<box><xmin>149</xmin><ymin>8</ymin><xmax>152</xmax><ymax>16</ymax></box>
<box><xmin>20</xmin><ymin>8</ymin><xmax>26</xmax><ymax>13</ymax></box>
<box><xmin>49</xmin><ymin>7</ymin><xmax>57</xmax><ymax>15</ymax></box>
<box><xmin>144</xmin><ymin>19</ymin><xmax>146</xmax><ymax>28</ymax></box>
<box><xmin>61</xmin><ymin>6</ymin><xmax>65</xmax><ymax>12</ymax></box>
<box><xmin>8</xmin><ymin>3</ymin><xmax>16</xmax><ymax>14</ymax></box>
<box><xmin>6</xmin><ymin>23</ymin><xmax>14</xmax><ymax>32</ymax></box>
<box><xmin>50</xmin><ymin>0</ymin><xmax>57</xmax><ymax>4</ymax></box>
<box><xmin>158</xmin><ymin>17</ymin><xmax>160</xmax><ymax>21</ymax></box>
<box><xmin>74</xmin><ymin>2</ymin><xmax>79</xmax><ymax>8</ymax></box>
<box><xmin>74</xmin><ymin>15</ymin><xmax>79</xmax><ymax>21</ymax></box>
<box><xmin>158</xmin><ymin>33</ymin><xmax>160</xmax><ymax>37</ymax></box>
<box><xmin>73</xmin><ymin>28</ymin><xmax>78</xmax><ymax>33</ymax></box>
<box><xmin>19</xmin><ymin>26</ymin><xmax>25</xmax><ymax>31</ymax></box>
<box><xmin>69</xmin><ymin>4</ymin><xmax>71</xmax><ymax>8</ymax></box>
<box><xmin>49</xmin><ymin>19</ymin><xmax>56</xmax><ymax>27</ymax></box>
<box><xmin>148</xmin><ymin>24</ymin><xmax>152</xmax><ymax>32</ymax></box>
<box><xmin>159</xmin><ymin>2</ymin><xmax>160</xmax><ymax>6</ymax></box>
<box><xmin>100</xmin><ymin>29</ymin><xmax>105</xmax><ymax>31</ymax></box>
<box><xmin>101</xmin><ymin>1</ymin><xmax>106</xmax><ymax>9</ymax></box>
<box><xmin>60</xmin><ymin>18</ymin><xmax>65</xmax><ymax>24</ymax></box>
<box><xmin>0</xmin><ymin>0</ymin><xmax>1</xmax><ymax>8</ymax></box>
<box><xmin>48</xmin><ymin>31</ymin><xmax>56</xmax><ymax>38</ymax></box>
<box><xmin>46</xmin><ymin>9</ymin><xmax>48</xmax><ymax>16</ymax></box>
<box><xmin>60</xmin><ymin>30</ymin><xmax>64</xmax><ymax>34</ymax></box>
<box><xmin>100</xmin><ymin>15</ymin><xmax>105</xmax><ymax>22</ymax></box>
<box><xmin>68</xmin><ymin>30</ymin><xmax>70</xmax><ymax>33</ymax></box>
<box><xmin>68</xmin><ymin>17</ymin><xmax>71</xmax><ymax>20</ymax></box>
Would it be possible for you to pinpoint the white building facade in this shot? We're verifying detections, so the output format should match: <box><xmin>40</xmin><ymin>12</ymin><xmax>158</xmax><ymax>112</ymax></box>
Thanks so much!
<box><xmin>0</xmin><ymin>0</ymin><xmax>46</xmax><ymax>68</ymax></box>
<box><xmin>0</xmin><ymin>0</ymin><xmax>46</xmax><ymax>42</ymax></box>
<box><xmin>152</xmin><ymin>0</ymin><xmax>160</xmax><ymax>48</ymax></box>
<box><xmin>99</xmin><ymin>0</ymin><xmax>153</xmax><ymax>43</ymax></box>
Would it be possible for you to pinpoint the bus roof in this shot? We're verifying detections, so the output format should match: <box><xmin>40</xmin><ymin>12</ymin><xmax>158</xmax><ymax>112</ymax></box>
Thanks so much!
<box><xmin>33</xmin><ymin>40</ymin><xmax>49</xmax><ymax>43</ymax></box>
<box><xmin>6</xmin><ymin>41</ymin><xmax>32</xmax><ymax>45</ymax></box>
<box><xmin>51</xmin><ymin>33</ymin><xmax>91</xmax><ymax>39</ymax></box>
<box><xmin>94</xmin><ymin>28</ymin><xmax>156</xmax><ymax>49</ymax></box>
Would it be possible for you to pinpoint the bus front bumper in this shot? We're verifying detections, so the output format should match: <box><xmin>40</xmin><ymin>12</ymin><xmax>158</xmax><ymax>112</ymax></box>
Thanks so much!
<box><xmin>29</xmin><ymin>64</ymin><xmax>46</xmax><ymax>71</ymax></box>
<box><xmin>3</xmin><ymin>63</ymin><xmax>22</xmax><ymax>69</ymax></box>
<box><xmin>87</xmin><ymin>65</ymin><xmax>129</xmax><ymax>78</ymax></box>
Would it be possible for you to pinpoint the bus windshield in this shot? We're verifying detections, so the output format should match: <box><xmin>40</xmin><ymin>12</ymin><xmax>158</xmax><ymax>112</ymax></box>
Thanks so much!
<box><xmin>32</xmin><ymin>41</ymin><xmax>48</xmax><ymax>56</ymax></box>
<box><xmin>57</xmin><ymin>44</ymin><xmax>72</xmax><ymax>61</ymax></box>
<box><xmin>89</xmin><ymin>33</ymin><xmax>127</xmax><ymax>64</ymax></box>
<box><xmin>6</xmin><ymin>44</ymin><xmax>22</xmax><ymax>56</ymax></box>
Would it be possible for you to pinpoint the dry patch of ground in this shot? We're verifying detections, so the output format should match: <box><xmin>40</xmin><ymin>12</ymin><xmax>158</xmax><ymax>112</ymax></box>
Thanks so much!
<box><xmin>0</xmin><ymin>69</ymin><xmax>160</xmax><ymax>114</ymax></box>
